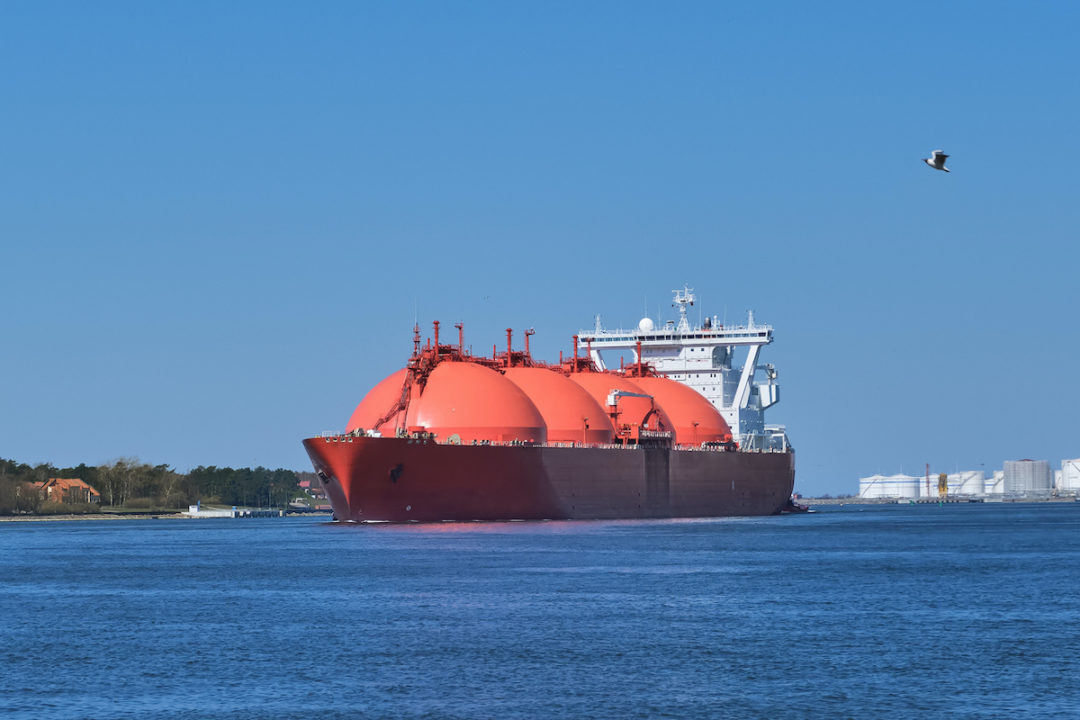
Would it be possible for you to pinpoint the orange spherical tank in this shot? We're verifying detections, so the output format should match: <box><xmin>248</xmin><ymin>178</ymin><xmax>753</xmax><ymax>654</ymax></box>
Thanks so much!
<box><xmin>503</xmin><ymin>367</ymin><xmax>615</xmax><ymax>445</ymax></box>
<box><xmin>568</xmin><ymin>372</ymin><xmax>673</xmax><ymax>434</ymax></box>
<box><xmin>629</xmin><ymin>376</ymin><xmax>733</xmax><ymax>446</ymax></box>
<box><xmin>345</xmin><ymin>368</ymin><xmax>409</xmax><ymax>433</ymax></box>
<box><xmin>409</xmin><ymin>361</ymin><xmax>547</xmax><ymax>444</ymax></box>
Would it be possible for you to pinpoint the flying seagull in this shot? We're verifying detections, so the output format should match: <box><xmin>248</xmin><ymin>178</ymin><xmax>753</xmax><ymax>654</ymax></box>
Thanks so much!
<box><xmin>924</xmin><ymin>149</ymin><xmax>950</xmax><ymax>172</ymax></box>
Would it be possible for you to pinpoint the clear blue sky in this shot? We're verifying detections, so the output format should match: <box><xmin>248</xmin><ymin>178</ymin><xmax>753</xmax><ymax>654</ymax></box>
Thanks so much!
<box><xmin>3</xmin><ymin>2</ymin><xmax>1078</xmax><ymax>495</ymax></box>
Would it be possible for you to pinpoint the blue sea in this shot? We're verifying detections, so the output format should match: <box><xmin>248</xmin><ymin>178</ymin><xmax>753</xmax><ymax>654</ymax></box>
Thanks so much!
<box><xmin>3</xmin><ymin>503</ymin><xmax>1079</xmax><ymax>719</ymax></box>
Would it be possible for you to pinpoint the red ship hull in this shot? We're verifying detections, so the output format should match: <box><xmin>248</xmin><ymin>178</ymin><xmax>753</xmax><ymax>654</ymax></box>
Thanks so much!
<box><xmin>303</xmin><ymin>436</ymin><xmax>795</xmax><ymax>522</ymax></box>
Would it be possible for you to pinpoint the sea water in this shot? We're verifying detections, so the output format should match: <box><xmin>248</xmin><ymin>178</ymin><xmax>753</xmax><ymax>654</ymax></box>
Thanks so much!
<box><xmin>2</xmin><ymin>503</ymin><xmax>1079</xmax><ymax>719</ymax></box>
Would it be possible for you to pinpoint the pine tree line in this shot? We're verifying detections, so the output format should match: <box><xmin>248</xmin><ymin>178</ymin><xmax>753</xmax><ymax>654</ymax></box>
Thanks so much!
<box><xmin>0</xmin><ymin>457</ymin><xmax>303</xmax><ymax>515</ymax></box>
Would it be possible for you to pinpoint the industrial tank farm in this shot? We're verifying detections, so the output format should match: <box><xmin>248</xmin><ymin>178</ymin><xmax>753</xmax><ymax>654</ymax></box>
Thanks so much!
<box><xmin>857</xmin><ymin>462</ymin><xmax>1076</xmax><ymax>500</ymax></box>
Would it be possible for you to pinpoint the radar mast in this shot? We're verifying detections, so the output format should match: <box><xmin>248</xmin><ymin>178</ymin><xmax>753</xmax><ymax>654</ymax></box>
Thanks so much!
<box><xmin>672</xmin><ymin>286</ymin><xmax>695</xmax><ymax>333</ymax></box>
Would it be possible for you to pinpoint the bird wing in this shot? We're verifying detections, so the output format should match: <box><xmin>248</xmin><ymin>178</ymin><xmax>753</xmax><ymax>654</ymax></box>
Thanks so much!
<box><xmin>932</xmin><ymin>150</ymin><xmax>949</xmax><ymax>161</ymax></box>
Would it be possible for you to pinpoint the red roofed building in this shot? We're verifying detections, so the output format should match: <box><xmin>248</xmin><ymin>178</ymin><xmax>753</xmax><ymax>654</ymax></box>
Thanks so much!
<box><xmin>35</xmin><ymin>478</ymin><xmax>101</xmax><ymax>504</ymax></box>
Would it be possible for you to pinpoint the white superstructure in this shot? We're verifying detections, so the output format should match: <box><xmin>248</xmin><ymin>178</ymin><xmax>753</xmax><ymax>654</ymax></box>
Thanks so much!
<box><xmin>579</xmin><ymin>287</ymin><xmax>787</xmax><ymax>451</ymax></box>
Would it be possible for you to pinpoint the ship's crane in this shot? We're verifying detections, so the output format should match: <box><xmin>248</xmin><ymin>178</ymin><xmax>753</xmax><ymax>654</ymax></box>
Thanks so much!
<box><xmin>605</xmin><ymin>389</ymin><xmax>666</xmax><ymax>439</ymax></box>
<box><xmin>606</xmin><ymin>389</ymin><xmax>654</xmax><ymax>406</ymax></box>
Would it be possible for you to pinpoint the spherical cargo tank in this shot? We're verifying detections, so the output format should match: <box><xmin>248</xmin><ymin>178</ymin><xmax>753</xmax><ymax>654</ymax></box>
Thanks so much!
<box><xmin>568</xmin><ymin>372</ymin><xmax>673</xmax><ymax>434</ymax></box>
<box><xmin>409</xmin><ymin>361</ymin><xmax>547</xmax><ymax>444</ymax></box>
<box><xmin>629</xmin><ymin>376</ymin><xmax>733</xmax><ymax>446</ymax></box>
<box><xmin>345</xmin><ymin>368</ymin><xmax>409</xmax><ymax>433</ymax></box>
<box><xmin>504</xmin><ymin>367</ymin><xmax>615</xmax><ymax>444</ymax></box>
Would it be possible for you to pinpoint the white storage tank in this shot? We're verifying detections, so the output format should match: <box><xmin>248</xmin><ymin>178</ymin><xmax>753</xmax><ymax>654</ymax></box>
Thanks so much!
<box><xmin>911</xmin><ymin>470</ymin><xmax>980</xmax><ymax>498</ymax></box>
<box><xmin>859</xmin><ymin>475</ymin><xmax>887</xmax><ymax>498</ymax></box>
<box><xmin>1060</xmin><ymin>459</ymin><xmax>1080</xmax><ymax>494</ymax></box>
<box><xmin>985</xmin><ymin>471</ymin><xmax>1004</xmax><ymax>495</ymax></box>
<box><xmin>1003</xmin><ymin>460</ymin><xmax>1053</xmax><ymax>497</ymax></box>
<box><xmin>917</xmin><ymin>473</ymin><xmax>941</xmax><ymax>499</ymax></box>
<box><xmin>952</xmin><ymin>470</ymin><xmax>985</xmax><ymax>495</ymax></box>
<box><xmin>859</xmin><ymin>474</ymin><xmax>919</xmax><ymax>499</ymax></box>
<box><xmin>916</xmin><ymin>472</ymin><xmax>983</xmax><ymax>498</ymax></box>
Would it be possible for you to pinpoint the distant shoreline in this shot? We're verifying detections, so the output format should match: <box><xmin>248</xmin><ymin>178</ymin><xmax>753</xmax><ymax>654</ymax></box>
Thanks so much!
<box><xmin>4</xmin><ymin>498</ymin><xmax>1076</xmax><ymax>522</ymax></box>
<box><xmin>0</xmin><ymin>511</ymin><xmax>333</xmax><ymax>523</ymax></box>
<box><xmin>802</xmin><ymin>496</ymin><xmax>1079</xmax><ymax>506</ymax></box>
<box><xmin>0</xmin><ymin>513</ymin><xmax>175</xmax><ymax>522</ymax></box>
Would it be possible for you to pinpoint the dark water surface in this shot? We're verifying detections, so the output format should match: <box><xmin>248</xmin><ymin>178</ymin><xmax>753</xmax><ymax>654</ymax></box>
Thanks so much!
<box><xmin>3</xmin><ymin>503</ymin><xmax>1079</xmax><ymax>719</ymax></box>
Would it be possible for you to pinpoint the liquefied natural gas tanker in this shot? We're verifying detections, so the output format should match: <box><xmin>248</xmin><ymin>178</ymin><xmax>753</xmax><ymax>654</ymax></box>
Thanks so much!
<box><xmin>303</xmin><ymin>288</ymin><xmax>795</xmax><ymax>522</ymax></box>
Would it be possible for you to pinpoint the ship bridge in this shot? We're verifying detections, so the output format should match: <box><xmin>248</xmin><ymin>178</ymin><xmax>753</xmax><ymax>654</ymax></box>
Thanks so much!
<box><xmin>578</xmin><ymin>287</ymin><xmax>788</xmax><ymax>451</ymax></box>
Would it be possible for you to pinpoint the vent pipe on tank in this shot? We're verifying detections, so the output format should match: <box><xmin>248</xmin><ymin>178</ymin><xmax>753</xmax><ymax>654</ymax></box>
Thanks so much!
<box><xmin>525</xmin><ymin>328</ymin><xmax>534</xmax><ymax>360</ymax></box>
<box><xmin>433</xmin><ymin>320</ymin><xmax>440</xmax><ymax>351</ymax></box>
<box><xmin>636</xmin><ymin>339</ymin><xmax>643</xmax><ymax>376</ymax></box>
<box><xmin>506</xmin><ymin>328</ymin><xmax>513</xmax><ymax>367</ymax></box>
<box><xmin>572</xmin><ymin>335</ymin><xmax>579</xmax><ymax>370</ymax></box>
<box><xmin>455</xmin><ymin>323</ymin><xmax>464</xmax><ymax>355</ymax></box>
<box><xmin>413</xmin><ymin>323</ymin><xmax>421</xmax><ymax>358</ymax></box>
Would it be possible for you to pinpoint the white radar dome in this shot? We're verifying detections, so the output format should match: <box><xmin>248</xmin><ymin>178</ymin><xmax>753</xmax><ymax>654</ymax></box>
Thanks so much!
<box><xmin>638</xmin><ymin>317</ymin><xmax>655</xmax><ymax>332</ymax></box>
